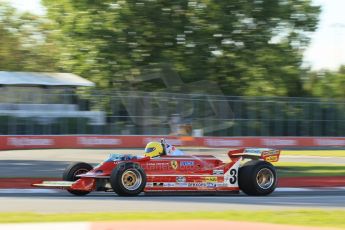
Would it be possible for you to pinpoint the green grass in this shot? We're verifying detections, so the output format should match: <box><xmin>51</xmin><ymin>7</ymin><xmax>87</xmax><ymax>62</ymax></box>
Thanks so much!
<box><xmin>0</xmin><ymin>210</ymin><xmax>345</xmax><ymax>228</ymax></box>
<box><xmin>281</xmin><ymin>150</ymin><xmax>345</xmax><ymax>157</ymax></box>
<box><xmin>270</xmin><ymin>150</ymin><xmax>345</xmax><ymax>177</ymax></box>
<box><xmin>273</xmin><ymin>161</ymin><xmax>345</xmax><ymax>177</ymax></box>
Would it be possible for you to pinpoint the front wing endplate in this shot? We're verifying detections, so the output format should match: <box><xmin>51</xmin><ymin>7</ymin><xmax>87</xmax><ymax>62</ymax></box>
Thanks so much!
<box><xmin>32</xmin><ymin>181</ymin><xmax>74</xmax><ymax>188</ymax></box>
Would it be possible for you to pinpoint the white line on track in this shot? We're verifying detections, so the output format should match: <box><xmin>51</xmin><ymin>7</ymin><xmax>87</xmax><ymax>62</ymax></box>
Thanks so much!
<box><xmin>0</xmin><ymin>222</ymin><xmax>89</xmax><ymax>230</ymax></box>
<box><xmin>275</xmin><ymin>187</ymin><xmax>313</xmax><ymax>192</ymax></box>
<box><xmin>276</xmin><ymin>187</ymin><xmax>345</xmax><ymax>192</ymax></box>
<box><xmin>9</xmin><ymin>163</ymin><xmax>34</xmax><ymax>166</ymax></box>
<box><xmin>0</xmin><ymin>189</ymin><xmax>58</xmax><ymax>194</ymax></box>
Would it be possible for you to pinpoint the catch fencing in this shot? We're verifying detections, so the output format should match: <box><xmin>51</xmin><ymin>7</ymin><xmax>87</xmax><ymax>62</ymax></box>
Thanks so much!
<box><xmin>0</xmin><ymin>89</ymin><xmax>345</xmax><ymax>137</ymax></box>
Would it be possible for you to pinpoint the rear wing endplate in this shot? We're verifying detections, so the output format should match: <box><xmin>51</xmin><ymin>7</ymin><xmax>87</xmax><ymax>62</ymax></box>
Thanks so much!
<box><xmin>228</xmin><ymin>148</ymin><xmax>280</xmax><ymax>162</ymax></box>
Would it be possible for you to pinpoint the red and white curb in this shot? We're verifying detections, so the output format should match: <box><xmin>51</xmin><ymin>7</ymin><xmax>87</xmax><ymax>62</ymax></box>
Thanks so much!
<box><xmin>0</xmin><ymin>220</ymin><xmax>338</xmax><ymax>230</ymax></box>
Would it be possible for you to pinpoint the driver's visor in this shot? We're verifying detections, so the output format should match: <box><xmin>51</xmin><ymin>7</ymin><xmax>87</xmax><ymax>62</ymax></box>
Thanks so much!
<box><xmin>145</xmin><ymin>147</ymin><xmax>155</xmax><ymax>153</ymax></box>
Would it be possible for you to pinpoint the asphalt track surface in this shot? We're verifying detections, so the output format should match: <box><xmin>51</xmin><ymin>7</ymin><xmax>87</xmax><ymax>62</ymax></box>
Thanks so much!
<box><xmin>0</xmin><ymin>188</ymin><xmax>345</xmax><ymax>213</ymax></box>
<box><xmin>1</xmin><ymin>148</ymin><xmax>345</xmax><ymax>213</ymax></box>
<box><xmin>1</xmin><ymin>148</ymin><xmax>345</xmax><ymax>178</ymax></box>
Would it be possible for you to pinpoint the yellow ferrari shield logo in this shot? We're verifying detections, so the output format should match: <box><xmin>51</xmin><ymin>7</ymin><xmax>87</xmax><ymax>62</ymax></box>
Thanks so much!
<box><xmin>170</xmin><ymin>160</ymin><xmax>178</xmax><ymax>170</ymax></box>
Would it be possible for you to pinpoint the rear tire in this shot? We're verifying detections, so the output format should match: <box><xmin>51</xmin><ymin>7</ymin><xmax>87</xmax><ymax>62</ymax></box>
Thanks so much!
<box><xmin>110</xmin><ymin>162</ymin><xmax>146</xmax><ymax>196</ymax></box>
<box><xmin>63</xmin><ymin>162</ymin><xmax>93</xmax><ymax>196</ymax></box>
<box><xmin>239</xmin><ymin>160</ymin><xmax>277</xmax><ymax>196</ymax></box>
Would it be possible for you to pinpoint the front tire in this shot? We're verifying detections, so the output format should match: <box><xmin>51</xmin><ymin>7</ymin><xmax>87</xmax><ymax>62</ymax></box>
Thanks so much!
<box><xmin>110</xmin><ymin>162</ymin><xmax>146</xmax><ymax>196</ymax></box>
<box><xmin>63</xmin><ymin>162</ymin><xmax>93</xmax><ymax>196</ymax></box>
<box><xmin>239</xmin><ymin>160</ymin><xmax>277</xmax><ymax>196</ymax></box>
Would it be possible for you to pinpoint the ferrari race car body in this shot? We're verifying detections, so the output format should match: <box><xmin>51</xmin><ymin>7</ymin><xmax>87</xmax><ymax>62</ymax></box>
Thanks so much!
<box><xmin>34</xmin><ymin>148</ymin><xmax>280</xmax><ymax>196</ymax></box>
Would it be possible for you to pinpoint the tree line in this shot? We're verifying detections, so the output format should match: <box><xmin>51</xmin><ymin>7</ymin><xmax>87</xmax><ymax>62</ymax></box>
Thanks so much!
<box><xmin>1</xmin><ymin>0</ymin><xmax>344</xmax><ymax>99</ymax></box>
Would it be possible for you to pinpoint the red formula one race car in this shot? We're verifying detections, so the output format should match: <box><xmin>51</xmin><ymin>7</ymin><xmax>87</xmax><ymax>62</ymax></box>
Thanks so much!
<box><xmin>34</xmin><ymin>144</ymin><xmax>280</xmax><ymax>196</ymax></box>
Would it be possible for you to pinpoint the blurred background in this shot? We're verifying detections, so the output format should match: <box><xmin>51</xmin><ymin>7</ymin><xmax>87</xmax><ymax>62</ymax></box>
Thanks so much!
<box><xmin>2</xmin><ymin>1</ymin><xmax>345</xmax><ymax>228</ymax></box>
<box><xmin>0</xmin><ymin>0</ymin><xmax>344</xmax><ymax>138</ymax></box>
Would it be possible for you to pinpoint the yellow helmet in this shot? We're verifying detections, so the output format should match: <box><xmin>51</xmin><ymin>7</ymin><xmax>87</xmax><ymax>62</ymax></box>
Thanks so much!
<box><xmin>144</xmin><ymin>142</ymin><xmax>164</xmax><ymax>158</ymax></box>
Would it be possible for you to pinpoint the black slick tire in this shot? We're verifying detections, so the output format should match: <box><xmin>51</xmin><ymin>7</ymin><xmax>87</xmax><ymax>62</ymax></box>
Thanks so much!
<box><xmin>238</xmin><ymin>160</ymin><xmax>277</xmax><ymax>196</ymax></box>
<box><xmin>110</xmin><ymin>162</ymin><xmax>146</xmax><ymax>196</ymax></box>
<box><xmin>63</xmin><ymin>162</ymin><xmax>93</xmax><ymax>196</ymax></box>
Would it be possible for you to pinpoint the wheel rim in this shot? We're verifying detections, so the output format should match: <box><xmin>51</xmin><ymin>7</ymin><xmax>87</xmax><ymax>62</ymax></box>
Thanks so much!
<box><xmin>256</xmin><ymin>168</ymin><xmax>274</xmax><ymax>189</ymax></box>
<box><xmin>73</xmin><ymin>168</ymin><xmax>89</xmax><ymax>180</ymax></box>
<box><xmin>121</xmin><ymin>168</ymin><xmax>142</xmax><ymax>191</ymax></box>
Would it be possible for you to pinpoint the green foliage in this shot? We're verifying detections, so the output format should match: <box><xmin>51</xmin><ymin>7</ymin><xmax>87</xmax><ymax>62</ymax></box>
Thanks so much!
<box><xmin>42</xmin><ymin>0</ymin><xmax>320</xmax><ymax>96</ymax></box>
<box><xmin>305</xmin><ymin>65</ymin><xmax>345</xmax><ymax>98</ymax></box>
<box><xmin>0</xmin><ymin>2</ymin><xmax>58</xmax><ymax>71</ymax></box>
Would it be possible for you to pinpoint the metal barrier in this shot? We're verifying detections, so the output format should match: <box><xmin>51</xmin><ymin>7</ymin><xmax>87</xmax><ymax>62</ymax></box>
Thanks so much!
<box><xmin>0</xmin><ymin>89</ymin><xmax>344</xmax><ymax>136</ymax></box>
<box><xmin>1</xmin><ymin>135</ymin><xmax>345</xmax><ymax>150</ymax></box>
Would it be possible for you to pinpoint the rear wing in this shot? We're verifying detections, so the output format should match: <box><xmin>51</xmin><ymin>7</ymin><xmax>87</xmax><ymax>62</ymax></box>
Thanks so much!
<box><xmin>228</xmin><ymin>148</ymin><xmax>280</xmax><ymax>162</ymax></box>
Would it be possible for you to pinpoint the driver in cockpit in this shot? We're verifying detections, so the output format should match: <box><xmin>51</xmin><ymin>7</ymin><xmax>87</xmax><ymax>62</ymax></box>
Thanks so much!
<box><xmin>144</xmin><ymin>139</ymin><xmax>184</xmax><ymax>158</ymax></box>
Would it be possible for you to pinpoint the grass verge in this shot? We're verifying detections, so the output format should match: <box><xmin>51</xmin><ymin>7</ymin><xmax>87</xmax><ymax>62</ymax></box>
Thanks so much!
<box><xmin>0</xmin><ymin>210</ymin><xmax>345</xmax><ymax>228</ymax></box>
<box><xmin>273</xmin><ymin>162</ymin><xmax>345</xmax><ymax>177</ymax></box>
<box><xmin>281</xmin><ymin>150</ymin><xmax>345</xmax><ymax>157</ymax></box>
